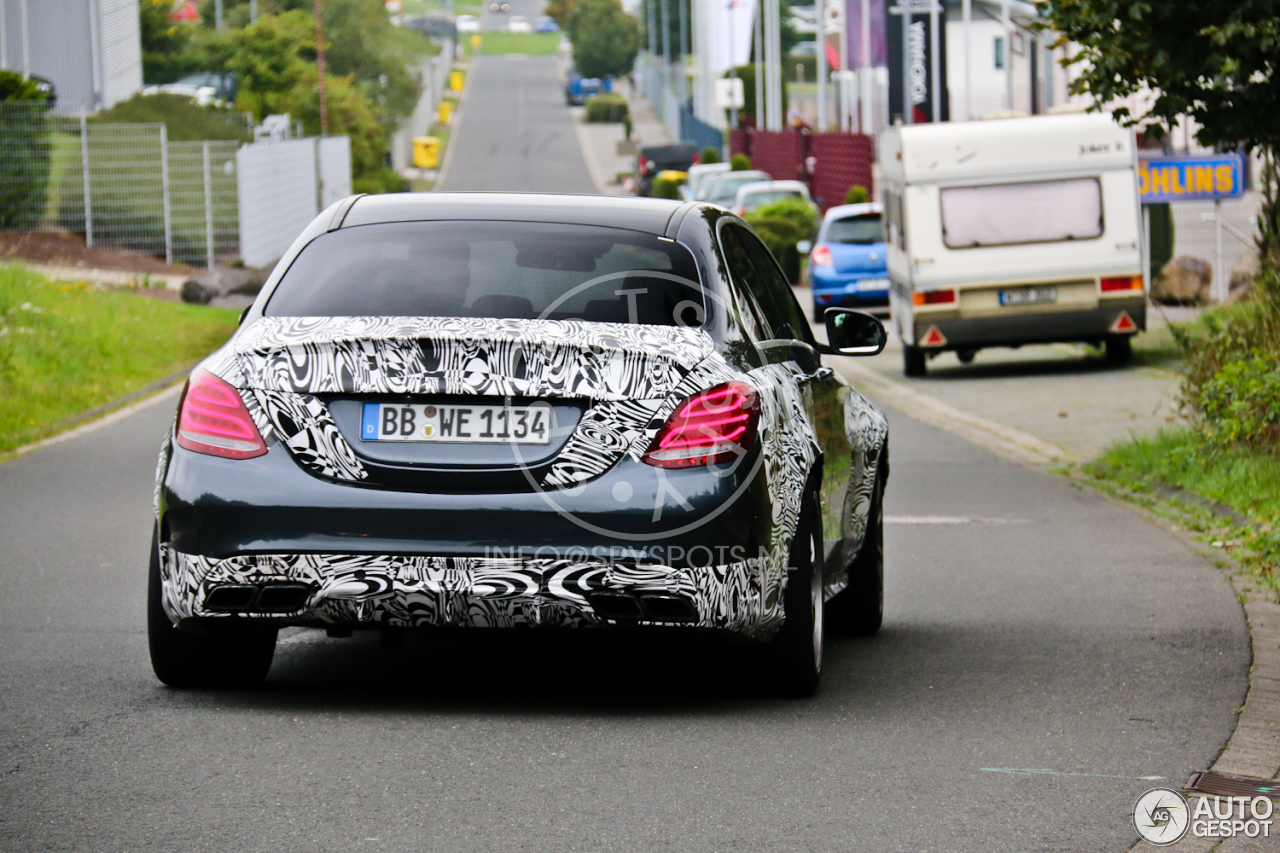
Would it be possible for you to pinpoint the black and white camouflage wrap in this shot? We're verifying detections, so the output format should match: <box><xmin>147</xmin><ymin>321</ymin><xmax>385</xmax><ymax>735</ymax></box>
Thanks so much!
<box><xmin>158</xmin><ymin>546</ymin><xmax>780</xmax><ymax>635</ymax></box>
<box><xmin>159</xmin><ymin>315</ymin><xmax>886</xmax><ymax>640</ymax></box>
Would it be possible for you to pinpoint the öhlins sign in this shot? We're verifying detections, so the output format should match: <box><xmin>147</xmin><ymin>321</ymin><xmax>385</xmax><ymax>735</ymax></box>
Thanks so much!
<box><xmin>1139</xmin><ymin>153</ymin><xmax>1244</xmax><ymax>203</ymax></box>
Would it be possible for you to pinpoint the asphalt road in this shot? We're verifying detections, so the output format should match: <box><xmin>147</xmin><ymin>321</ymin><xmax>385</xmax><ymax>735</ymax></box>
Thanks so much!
<box><xmin>435</xmin><ymin>56</ymin><xmax>594</xmax><ymax>194</ymax></box>
<box><xmin>0</xmin><ymin>55</ymin><xmax>1251</xmax><ymax>852</ymax></box>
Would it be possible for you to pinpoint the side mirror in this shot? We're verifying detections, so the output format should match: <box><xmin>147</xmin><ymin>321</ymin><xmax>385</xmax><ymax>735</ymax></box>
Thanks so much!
<box><xmin>821</xmin><ymin>308</ymin><xmax>887</xmax><ymax>356</ymax></box>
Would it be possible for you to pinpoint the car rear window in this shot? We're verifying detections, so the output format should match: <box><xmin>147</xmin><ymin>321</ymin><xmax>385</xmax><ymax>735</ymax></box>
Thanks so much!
<box><xmin>742</xmin><ymin>190</ymin><xmax>804</xmax><ymax>211</ymax></box>
<box><xmin>825</xmin><ymin>213</ymin><xmax>882</xmax><ymax>244</ymax></box>
<box><xmin>940</xmin><ymin>178</ymin><xmax>1103</xmax><ymax>248</ymax></box>
<box><xmin>264</xmin><ymin>221</ymin><xmax>705</xmax><ymax>326</ymax></box>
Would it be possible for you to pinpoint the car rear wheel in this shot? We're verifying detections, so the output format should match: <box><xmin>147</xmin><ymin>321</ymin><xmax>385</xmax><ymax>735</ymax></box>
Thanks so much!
<box><xmin>903</xmin><ymin>345</ymin><xmax>927</xmax><ymax>377</ymax></box>
<box><xmin>828</xmin><ymin>463</ymin><xmax>884</xmax><ymax>636</ymax></box>
<box><xmin>148</xmin><ymin>528</ymin><xmax>277</xmax><ymax>688</ymax></box>
<box><xmin>763</xmin><ymin>493</ymin><xmax>824</xmax><ymax>697</ymax></box>
<box><xmin>1105</xmin><ymin>334</ymin><xmax>1132</xmax><ymax>365</ymax></box>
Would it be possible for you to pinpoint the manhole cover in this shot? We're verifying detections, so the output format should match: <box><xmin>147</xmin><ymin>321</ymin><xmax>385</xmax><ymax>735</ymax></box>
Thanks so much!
<box><xmin>1186</xmin><ymin>770</ymin><xmax>1280</xmax><ymax>800</ymax></box>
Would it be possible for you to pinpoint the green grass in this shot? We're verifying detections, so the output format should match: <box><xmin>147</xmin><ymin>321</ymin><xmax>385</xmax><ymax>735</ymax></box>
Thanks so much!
<box><xmin>0</xmin><ymin>265</ymin><xmax>241</xmax><ymax>455</ymax></box>
<box><xmin>471</xmin><ymin>32</ymin><xmax>560</xmax><ymax>56</ymax></box>
<box><xmin>1096</xmin><ymin>428</ymin><xmax>1280</xmax><ymax>523</ymax></box>
<box><xmin>1090</xmin><ymin>428</ymin><xmax>1280</xmax><ymax>596</ymax></box>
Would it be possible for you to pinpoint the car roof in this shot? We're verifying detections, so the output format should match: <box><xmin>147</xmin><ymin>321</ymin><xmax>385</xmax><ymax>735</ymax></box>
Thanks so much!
<box><xmin>823</xmin><ymin>202</ymin><xmax>883</xmax><ymax>220</ymax></box>
<box><xmin>340</xmin><ymin>192</ymin><xmax>689</xmax><ymax>235</ymax></box>
<box><xmin>738</xmin><ymin>180</ymin><xmax>808</xmax><ymax>194</ymax></box>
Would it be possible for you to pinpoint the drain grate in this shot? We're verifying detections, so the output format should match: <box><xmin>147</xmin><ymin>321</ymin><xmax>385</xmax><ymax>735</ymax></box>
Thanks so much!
<box><xmin>1186</xmin><ymin>770</ymin><xmax>1280</xmax><ymax>800</ymax></box>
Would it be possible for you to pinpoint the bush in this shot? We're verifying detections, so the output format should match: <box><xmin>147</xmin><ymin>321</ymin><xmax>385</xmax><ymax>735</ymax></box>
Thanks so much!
<box><xmin>844</xmin><ymin>185</ymin><xmax>869</xmax><ymax>205</ymax></box>
<box><xmin>1199</xmin><ymin>354</ymin><xmax>1280</xmax><ymax>448</ymax></box>
<box><xmin>730</xmin><ymin>154</ymin><xmax>752</xmax><ymax>171</ymax></box>
<box><xmin>651</xmin><ymin>176</ymin><xmax>681</xmax><ymax>199</ymax></box>
<box><xmin>0</xmin><ymin>72</ymin><xmax>53</xmax><ymax>229</ymax></box>
<box><xmin>91</xmin><ymin>94</ymin><xmax>250</xmax><ymax>142</ymax></box>
<box><xmin>701</xmin><ymin>146</ymin><xmax>721</xmax><ymax>164</ymax></box>
<box><xmin>1175</xmin><ymin>267</ymin><xmax>1280</xmax><ymax>450</ymax></box>
<box><xmin>1148</xmin><ymin>202</ymin><xmax>1174</xmax><ymax>281</ymax></box>
<box><xmin>353</xmin><ymin>166</ymin><xmax>409</xmax><ymax>195</ymax></box>
<box><xmin>752</xmin><ymin>196</ymin><xmax>818</xmax><ymax>241</ymax></box>
<box><xmin>584</xmin><ymin>93</ymin><xmax>629</xmax><ymax>123</ymax></box>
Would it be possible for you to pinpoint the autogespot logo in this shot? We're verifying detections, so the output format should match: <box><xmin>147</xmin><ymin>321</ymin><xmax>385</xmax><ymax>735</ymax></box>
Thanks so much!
<box><xmin>496</xmin><ymin>268</ymin><xmax>773</xmax><ymax>545</ymax></box>
<box><xmin>1133</xmin><ymin>788</ymin><xmax>1190</xmax><ymax>845</ymax></box>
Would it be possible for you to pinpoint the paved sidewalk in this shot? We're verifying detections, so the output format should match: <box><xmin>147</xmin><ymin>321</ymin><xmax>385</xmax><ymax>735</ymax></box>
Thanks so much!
<box><xmin>571</xmin><ymin>78</ymin><xmax>672</xmax><ymax>197</ymax></box>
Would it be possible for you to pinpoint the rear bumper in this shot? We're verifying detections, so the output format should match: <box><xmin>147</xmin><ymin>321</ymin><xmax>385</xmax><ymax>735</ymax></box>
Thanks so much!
<box><xmin>159</xmin><ymin>545</ymin><xmax>777</xmax><ymax>637</ymax></box>
<box><xmin>810</xmin><ymin>269</ymin><xmax>890</xmax><ymax>305</ymax></box>
<box><xmin>907</xmin><ymin>299</ymin><xmax>1146</xmax><ymax>350</ymax></box>
<box><xmin>157</xmin><ymin>439</ymin><xmax>782</xmax><ymax>639</ymax></box>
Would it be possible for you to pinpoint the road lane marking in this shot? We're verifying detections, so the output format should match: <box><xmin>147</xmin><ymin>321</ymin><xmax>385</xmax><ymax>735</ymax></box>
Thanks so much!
<box><xmin>836</xmin><ymin>358</ymin><xmax>1080</xmax><ymax>467</ymax></box>
<box><xmin>981</xmin><ymin>767</ymin><xmax>1164</xmax><ymax>781</ymax></box>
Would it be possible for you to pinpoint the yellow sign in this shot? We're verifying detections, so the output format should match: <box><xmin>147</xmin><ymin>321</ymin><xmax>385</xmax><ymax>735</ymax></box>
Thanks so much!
<box><xmin>1137</xmin><ymin>154</ymin><xmax>1244</xmax><ymax>203</ymax></box>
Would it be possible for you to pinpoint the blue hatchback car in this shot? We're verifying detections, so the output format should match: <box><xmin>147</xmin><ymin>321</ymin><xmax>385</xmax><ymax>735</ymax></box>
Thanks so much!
<box><xmin>808</xmin><ymin>203</ymin><xmax>888</xmax><ymax>321</ymax></box>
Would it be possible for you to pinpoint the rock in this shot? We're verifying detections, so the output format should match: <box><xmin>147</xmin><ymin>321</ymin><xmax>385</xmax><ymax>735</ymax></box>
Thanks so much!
<box><xmin>1152</xmin><ymin>255</ymin><xmax>1212</xmax><ymax>305</ymax></box>
<box><xmin>181</xmin><ymin>266</ymin><xmax>270</xmax><ymax>305</ymax></box>
<box><xmin>1227</xmin><ymin>250</ymin><xmax>1260</xmax><ymax>303</ymax></box>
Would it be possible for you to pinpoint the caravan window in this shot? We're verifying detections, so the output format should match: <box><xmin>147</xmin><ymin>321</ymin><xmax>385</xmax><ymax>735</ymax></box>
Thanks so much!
<box><xmin>940</xmin><ymin>178</ymin><xmax>1103</xmax><ymax>249</ymax></box>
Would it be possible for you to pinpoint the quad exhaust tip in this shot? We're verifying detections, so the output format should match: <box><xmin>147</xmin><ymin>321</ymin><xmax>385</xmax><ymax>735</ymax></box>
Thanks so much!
<box><xmin>587</xmin><ymin>592</ymin><xmax>697</xmax><ymax>624</ymax></box>
<box><xmin>205</xmin><ymin>583</ymin><xmax>312</xmax><ymax>613</ymax></box>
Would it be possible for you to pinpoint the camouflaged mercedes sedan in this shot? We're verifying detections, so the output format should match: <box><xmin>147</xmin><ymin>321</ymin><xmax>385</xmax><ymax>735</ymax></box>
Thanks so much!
<box><xmin>149</xmin><ymin>193</ymin><xmax>890</xmax><ymax>695</ymax></box>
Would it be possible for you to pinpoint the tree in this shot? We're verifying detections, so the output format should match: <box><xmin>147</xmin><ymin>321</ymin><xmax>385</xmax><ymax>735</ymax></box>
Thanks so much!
<box><xmin>1041</xmin><ymin>0</ymin><xmax>1280</xmax><ymax>268</ymax></box>
<box><xmin>568</xmin><ymin>0</ymin><xmax>640</xmax><ymax>79</ymax></box>
<box><xmin>545</xmin><ymin>0</ymin><xmax>578</xmax><ymax>31</ymax></box>
<box><xmin>222</xmin><ymin>11</ymin><xmax>315</xmax><ymax>118</ymax></box>
<box><xmin>0</xmin><ymin>71</ymin><xmax>52</xmax><ymax>229</ymax></box>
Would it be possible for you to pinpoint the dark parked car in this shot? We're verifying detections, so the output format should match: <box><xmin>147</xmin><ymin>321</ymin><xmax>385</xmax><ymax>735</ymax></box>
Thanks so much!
<box><xmin>149</xmin><ymin>193</ymin><xmax>890</xmax><ymax>696</ymax></box>
<box><xmin>635</xmin><ymin>142</ymin><xmax>700</xmax><ymax>197</ymax></box>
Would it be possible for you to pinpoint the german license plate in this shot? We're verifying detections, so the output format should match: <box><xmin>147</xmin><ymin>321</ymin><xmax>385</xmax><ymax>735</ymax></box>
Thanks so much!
<box><xmin>855</xmin><ymin>277</ymin><xmax>890</xmax><ymax>292</ymax></box>
<box><xmin>999</xmin><ymin>286</ymin><xmax>1058</xmax><ymax>306</ymax></box>
<box><xmin>361</xmin><ymin>402</ymin><xmax>553</xmax><ymax>444</ymax></box>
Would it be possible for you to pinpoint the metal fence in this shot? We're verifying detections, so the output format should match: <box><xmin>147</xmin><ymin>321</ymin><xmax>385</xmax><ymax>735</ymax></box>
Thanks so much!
<box><xmin>0</xmin><ymin>101</ymin><xmax>350</xmax><ymax>270</ymax></box>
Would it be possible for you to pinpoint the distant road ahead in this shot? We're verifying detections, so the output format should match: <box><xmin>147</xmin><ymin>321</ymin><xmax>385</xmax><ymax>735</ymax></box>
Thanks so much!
<box><xmin>436</xmin><ymin>56</ymin><xmax>596</xmax><ymax>194</ymax></box>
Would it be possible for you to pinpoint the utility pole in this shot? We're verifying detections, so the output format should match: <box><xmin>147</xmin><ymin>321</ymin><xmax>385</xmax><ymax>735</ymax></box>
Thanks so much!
<box><xmin>250</xmin><ymin>0</ymin><xmax>258</xmax><ymax>23</ymax></box>
<box><xmin>315</xmin><ymin>0</ymin><xmax>329</xmax><ymax>135</ymax></box>
<box><xmin>754</xmin><ymin>0</ymin><xmax>764</xmax><ymax>127</ymax></box>
<box><xmin>215</xmin><ymin>0</ymin><xmax>223</xmax><ymax>30</ymax></box>
<box><xmin>816</xmin><ymin>0</ymin><xmax>827</xmax><ymax>131</ymax></box>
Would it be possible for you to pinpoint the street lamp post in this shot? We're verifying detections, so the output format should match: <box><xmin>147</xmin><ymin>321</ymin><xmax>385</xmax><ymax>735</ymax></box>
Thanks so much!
<box><xmin>315</xmin><ymin>0</ymin><xmax>329</xmax><ymax>135</ymax></box>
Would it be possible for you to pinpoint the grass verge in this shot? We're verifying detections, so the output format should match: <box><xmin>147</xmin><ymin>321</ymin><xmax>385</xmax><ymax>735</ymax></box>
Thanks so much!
<box><xmin>0</xmin><ymin>264</ymin><xmax>241</xmax><ymax>456</ymax></box>
<box><xmin>470</xmin><ymin>32</ymin><xmax>560</xmax><ymax>56</ymax></box>
<box><xmin>1088</xmin><ymin>428</ymin><xmax>1280</xmax><ymax>599</ymax></box>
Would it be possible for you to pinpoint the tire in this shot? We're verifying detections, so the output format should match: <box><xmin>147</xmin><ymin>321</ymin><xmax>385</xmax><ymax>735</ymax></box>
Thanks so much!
<box><xmin>812</xmin><ymin>303</ymin><xmax>825</xmax><ymax>324</ymax></box>
<box><xmin>148</xmin><ymin>528</ymin><xmax>277</xmax><ymax>688</ymax></box>
<box><xmin>762</xmin><ymin>493</ymin><xmax>825</xmax><ymax>697</ymax></box>
<box><xmin>903</xmin><ymin>345</ymin><xmax>927</xmax><ymax>377</ymax></box>
<box><xmin>956</xmin><ymin>349</ymin><xmax>976</xmax><ymax>365</ymax></box>
<box><xmin>1105</xmin><ymin>334</ymin><xmax>1132</xmax><ymax>365</ymax></box>
<box><xmin>828</xmin><ymin>465</ymin><xmax>884</xmax><ymax>637</ymax></box>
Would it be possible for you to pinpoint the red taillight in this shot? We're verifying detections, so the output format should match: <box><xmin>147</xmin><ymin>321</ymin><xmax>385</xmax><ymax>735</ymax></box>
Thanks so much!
<box><xmin>642</xmin><ymin>382</ymin><xmax>760</xmax><ymax>468</ymax></box>
<box><xmin>1101</xmin><ymin>275</ymin><xmax>1143</xmax><ymax>292</ymax></box>
<box><xmin>175</xmin><ymin>371</ymin><xmax>267</xmax><ymax>460</ymax></box>
<box><xmin>811</xmin><ymin>245</ymin><xmax>834</xmax><ymax>267</ymax></box>
<box><xmin>912</xmin><ymin>289</ymin><xmax>955</xmax><ymax>306</ymax></box>
<box><xmin>692</xmin><ymin>152</ymin><xmax>701</xmax><ymax>164</ymax></box>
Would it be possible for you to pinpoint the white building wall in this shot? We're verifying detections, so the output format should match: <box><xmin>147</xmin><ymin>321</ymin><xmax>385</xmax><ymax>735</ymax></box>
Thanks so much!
<box><xmin>98</xmin><ymin>0</ymin><xmax>142</xmax><ymax>108</ymax></box>
<box><xmin>0</xmin><ymin>0</ymin><xmax>139</xmax><ymax>111</ymax></box>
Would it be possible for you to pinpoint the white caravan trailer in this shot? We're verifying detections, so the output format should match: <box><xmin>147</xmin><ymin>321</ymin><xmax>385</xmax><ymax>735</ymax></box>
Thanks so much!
<box><xmin>880</xmin><ymin>114</ymin><xmax>1145</xmax><ymax>376</ymax></box>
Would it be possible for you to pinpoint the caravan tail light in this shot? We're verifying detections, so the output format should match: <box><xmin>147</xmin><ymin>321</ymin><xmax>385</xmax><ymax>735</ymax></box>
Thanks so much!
<box><xmin>912</xmin><ymin>289</ymin><xmax>955</xmax><ymax>306</ymax></box>
<box><xmin>1101</xmin><ymin>275</ymin><xmax>1143</xmax><ymax>292</ymax></box>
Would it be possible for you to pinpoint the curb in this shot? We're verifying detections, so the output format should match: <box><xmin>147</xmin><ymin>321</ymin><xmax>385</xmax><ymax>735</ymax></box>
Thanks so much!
<box><xmin>431</xmin><ymin>59</ymin><xmax>474</xmax><ymax>191</ymax></box>
<box><xmin>1</xmin><ymin>378</ymin><xmax>183</xmax><ymax>465</ymax></box>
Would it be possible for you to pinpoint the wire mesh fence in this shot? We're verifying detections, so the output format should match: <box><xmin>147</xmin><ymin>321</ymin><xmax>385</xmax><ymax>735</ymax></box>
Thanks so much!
<box><xmin>0</xmin><ymin>102</ymin><xmax>240</xmax><ymax>269</ymax></box>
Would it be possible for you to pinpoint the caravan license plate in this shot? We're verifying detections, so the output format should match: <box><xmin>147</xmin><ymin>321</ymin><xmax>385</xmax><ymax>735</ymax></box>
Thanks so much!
<box><xmin>999</xmin><ymin>286</ymin><xmax>1058</xmax><ymax>306</ymax></box>
<box><xmin>361</xmin><ymin>402</ymin><xmax>553</xmax><ymax>444</ymax></box>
